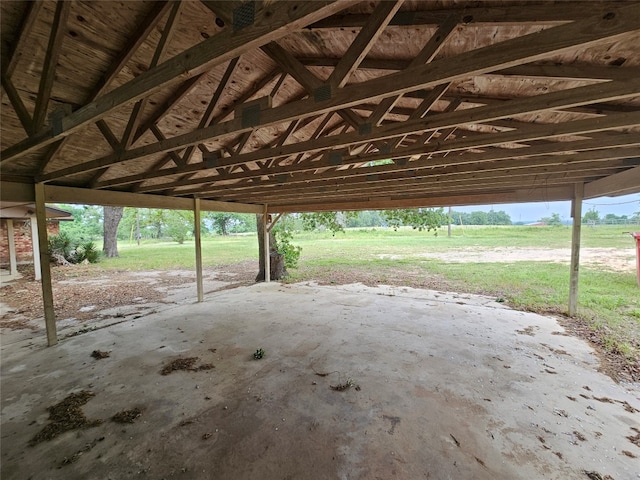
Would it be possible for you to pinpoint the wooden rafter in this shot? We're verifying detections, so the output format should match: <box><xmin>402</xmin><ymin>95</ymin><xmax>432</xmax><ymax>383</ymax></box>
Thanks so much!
<box><xmin>307</xmin><ymin>2</ymin><xmax>626</xmax><ymax>29</ymax></box>
<box><xmin>1</xmin><ymin>75</ymin><xmax>33</xmax><ymax>135</ymax></box>
<box><xmin>1</xmin><ymin>1</ymin><xmax>350</xmax><ymax>163</ymax></box>
<box><xmin>368</xmin><ymin>14</ymin><xmax>458</xmax><ymax>126</ymax></box>
<box><xmin>36</xmin><ymin>1</ymin><xmax>174</xmax><ymax>176</ymax></box>
<box><xmin>2</xmin><ymin>1</ymin><xmax>44</xmax><ymax>78</ymax></box>
<box><xmin>121</xmin><ymin>1</ymin><xmax>183</xmax><ymax>150</ymax></box>
<box><xmin>71</xmin><ymin>78</ymin><xmax>640</xmax><ymax>186</ymax></box>
<box><xmin>29</xmin><ymin>4</ymin><xmax>640</xmax><ymax>180</ymax></box>
<box><xmin>328</xmin><ymin>0</ymin><xmax>403</xmax><ymax>88</ymax></box>
<box><xmin>205</xmin><ymin>148</ymin><xmax>640</xmax><ymax>199</ymax></box>
<box><xmin>136</xmin><ymin>111</ymin><xmax>640</xmax><ymax>195</ymax></box>
<box><xmin>211</xmin><ymin>162</ymin><xmax>636</xmax><ymax>204</ymax></box>
<box><xmin>33</xmin><ymin>0</ymin><xmax>70</xmax><ymax>130</ymax></box>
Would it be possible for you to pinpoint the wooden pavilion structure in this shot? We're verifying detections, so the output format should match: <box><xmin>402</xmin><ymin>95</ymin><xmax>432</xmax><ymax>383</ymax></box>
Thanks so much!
<box><xmin>1</xmin><ymin>0</ymin><xmax>639</xmax><ymax>345</ymax></box>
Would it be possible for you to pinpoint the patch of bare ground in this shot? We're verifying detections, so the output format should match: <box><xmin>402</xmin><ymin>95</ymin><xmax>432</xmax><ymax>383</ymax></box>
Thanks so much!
<box><xmin>0</xmin><ymin>263</ymin><xmax>255</xmax><ymax>330</ymax></box>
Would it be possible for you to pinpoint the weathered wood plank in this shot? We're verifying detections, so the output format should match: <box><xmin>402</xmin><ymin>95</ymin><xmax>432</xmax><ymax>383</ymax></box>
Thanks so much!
<box><xmin>584</xmin><ymin>165</ymin><xmax>640</xmax><ymax>198</ymax></box>
<box><xmin>81</xmin><ymin>79</ymin><xmax>640</xmax><ymax>186</ymax></box>
<box><xmin>33</xmin><ymin>0</ymin><xmax>70</xmax><ymax>130</ymax></box>
<box><xmin>266</xmin><ymin>186</ymin><xmax>576</xmax><ymax>213</ymax></box>
<box><xmin>176</xmin><ymin>144</ymin><xmax>640</xmax><ymax>196</ymax></box>
<box><xmin>28</xmin><ymin>5</ymin><xmax>640</xmax><ymax>177</ymax></box>
<box><xmin>1</xmin><ymin>74</ymin><xmax>34</xmax><ymax>135</ymax></box>
<box><xmin>1</xmin><ymin>1</ymin><xmax>350</xmax><ymax>161</ymax></box>
<box><xmin>328</xmin><ymin>0</ymin><xmax>403</xmax><ymax>88</ymax></box>
<box><xmin>3</xmin><ymin>2</ymin><xmax>44</xmax><ymax>78</ymax></box>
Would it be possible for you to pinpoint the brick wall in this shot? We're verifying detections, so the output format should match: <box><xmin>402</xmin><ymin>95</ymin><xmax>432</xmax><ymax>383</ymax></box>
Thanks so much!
<box><xmin>0</xmin><ymin>219</ymin><xmax>60</xmax><ymax>264</ymax></box>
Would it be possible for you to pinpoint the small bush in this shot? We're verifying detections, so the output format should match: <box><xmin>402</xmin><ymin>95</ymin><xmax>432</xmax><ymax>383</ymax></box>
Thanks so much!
<box><xmin>274</xmin><ymin>227</ymin><xmax>301</xmax><ymax>269</ymax></box>
<box><xmin>49</xmin><ymin>234</ymin><xmax>100</xmax><ymax>264</ymax></box>
<box><xmin>49</xmin><ymin>231</ymin><xmax>73</xmax><ymax>259</ymax></box>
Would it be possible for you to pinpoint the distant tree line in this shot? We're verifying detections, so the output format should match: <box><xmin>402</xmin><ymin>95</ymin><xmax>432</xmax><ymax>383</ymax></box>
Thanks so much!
<box><xmin>449</xmin><ymin>209</ymin><xmax>512</xmax><ymax>226</ymax></box>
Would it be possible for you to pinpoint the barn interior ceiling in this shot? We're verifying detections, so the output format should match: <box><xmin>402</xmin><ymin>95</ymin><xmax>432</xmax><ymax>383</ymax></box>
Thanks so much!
<box><xmin>1</xmin><ymin>0</ymin><xmax>639</xmax><ymax>213</ymax></box>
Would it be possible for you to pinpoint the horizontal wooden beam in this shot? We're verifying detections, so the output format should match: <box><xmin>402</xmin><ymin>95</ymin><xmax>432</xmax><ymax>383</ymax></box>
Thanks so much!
<box><xmin>299</xmin><ymin>57</ymin><xmax>640</xmax><ymax>82</ymax></box>
<box><xmin>0</xmin><ymin>181</ymin><xmax>263</xmax><ymax>213</ymax></box>
<box><xmin>584</xmin><ymin>165</ymin><xmax>640</xmax><ymax>198</ymax></box>
<box><xmin>186</xmin><ymin>146</ymin><xmax>640</xmax><ymax>197</ymax></box>
<box><xmin>0</xmin><ymin>1</ymin><xmax>349</xmax><ymax>163</ymax></box>
<box><xmin>140</xmin><ymin>111</ymin><xmax>640</xmax><ymax>195</ymax></box>
<box><xmin>252</xmin><ymin>170</ymin><xmax>617</xmax><ymax>207</ymax></box>
<box><xmin>91</xmin><ymin>78</ymin><xmax>640</xmax><ymax>189</ymax></box>
<box><xmin>206</xmin><ymin>159</ymin><xmax>636</xmax><ymax>202</ymax></box>
<box><xmin>266</xmin><ymin>186</ymin><xmax>575</xmax><ymax>213</ymax></box>
<box><xmin>32</xmin><ymin>4</ymin><xmax>640</xmax><ymax>179</ymax></box>
<box><xmin>307</xmin><ymin>3</ymin><xmax>624</xmax><ymax>29</ymax></box>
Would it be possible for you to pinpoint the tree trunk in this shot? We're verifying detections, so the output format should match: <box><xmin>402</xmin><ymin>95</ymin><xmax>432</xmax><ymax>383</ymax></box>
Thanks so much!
<box><xmin>103</xmin><ymin>206</ymin><xmax>124</xmax><ymax>258</ymax></box>
<box><xmin>255</xmin><ymin>214</ymin><xmax>285</xmax><ymax>281</ymax></box>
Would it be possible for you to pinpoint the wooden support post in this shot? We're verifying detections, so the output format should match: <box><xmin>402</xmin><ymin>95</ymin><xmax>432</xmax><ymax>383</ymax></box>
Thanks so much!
<box><xmin>568</xmin><ymin>183</ymin><xmax>584</xmax><ymax>317</ymax></box>
<box><xmin>6</xmin><ymin>219</ymin><xmax>18</xmax><ymax>276</ymax></box>
<box><xmin>30</xmin><ymin>215</ymin><xmax>41</xmax><ymax>281</ymax></box>
<box><xmin>34</xmin><ymin>183</ymin><xmax>57</xmax><ymax>346</ymax></box>
<box><xmin>263</xmin><ymin>206</ymin><xmax>270</xmax><ymax>283</ymax></box>
<box><xmin>194</xmin><ymin>198</ymin><xmax>204</xmax><ymax>302</ymax></box>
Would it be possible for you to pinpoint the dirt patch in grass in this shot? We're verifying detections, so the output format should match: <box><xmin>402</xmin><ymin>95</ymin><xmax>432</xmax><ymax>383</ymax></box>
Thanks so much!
<box><xmin>29</xmin><ymin>390</ymin><xmax>102</xmax><ymax>446</ymax></box>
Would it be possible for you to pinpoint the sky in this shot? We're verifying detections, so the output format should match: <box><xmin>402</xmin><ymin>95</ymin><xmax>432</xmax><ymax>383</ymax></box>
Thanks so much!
<box><xmin>453</xmin><ymin>193</ymin><xmax>640</xmax><ymax>224</ymax></box>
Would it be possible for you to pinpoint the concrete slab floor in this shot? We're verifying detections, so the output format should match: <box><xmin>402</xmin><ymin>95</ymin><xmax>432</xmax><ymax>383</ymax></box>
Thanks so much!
<box><xmin>1</xmin><ymin>282</ymin><xmax>639</xmax><ymax>480</ymax></box>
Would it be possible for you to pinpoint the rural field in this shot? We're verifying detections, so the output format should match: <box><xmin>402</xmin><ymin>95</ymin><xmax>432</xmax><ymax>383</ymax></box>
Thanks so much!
<box><xmin>2</xmin><ymin>224</ymin><xmax>639</xmax><ymax>382</ymax></box>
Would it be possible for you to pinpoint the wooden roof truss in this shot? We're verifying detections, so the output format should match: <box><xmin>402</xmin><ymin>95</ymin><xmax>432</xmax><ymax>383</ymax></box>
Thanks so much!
<box><xmin>1</xmin><ymin>0</ymin><xmax>639</xmax><ymax>213</ymax></box>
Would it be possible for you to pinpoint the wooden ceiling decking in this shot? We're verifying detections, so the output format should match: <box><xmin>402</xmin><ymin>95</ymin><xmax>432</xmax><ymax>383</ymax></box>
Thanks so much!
<box><xmin>1</xmin><ymin>0</ymin><xmax>639</xmax><ymax>212</ymax></box>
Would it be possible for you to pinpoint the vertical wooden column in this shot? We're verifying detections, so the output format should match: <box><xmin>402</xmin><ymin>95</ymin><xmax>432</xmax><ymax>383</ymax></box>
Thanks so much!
<box><xmin>34</xmin><ymin>183</ymin><xmax>57</xmax><ymax>346</ymax></box>
<box><xmin>6</xmin><ymin>219</ymin><xmax>18</xmax><ymax>276</ymax></box>
<box><xmin>263</xmin><ymin>205</ymin><xmax>270</xmax><ymax>283</ymax></box>
<box><xmin>30</xmin><ymin>215</ymin><xmax>41</xmax><ymax>280</ymax></box>
<box><xmin>568</xmin><ymin>183</ymin><xmax>584</xmax><ymax>317</ymax></box>
<box><xmin>193</xmin><ymin>198</ymin><xmax>204</xmax><ymax>303</ymax></box>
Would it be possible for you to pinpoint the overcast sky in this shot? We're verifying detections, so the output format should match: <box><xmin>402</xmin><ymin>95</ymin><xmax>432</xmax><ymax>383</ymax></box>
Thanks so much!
<box><xmin>453</xmin><ymin>193</ymin><xmax>640</xmax><ymax>223</ymax></box>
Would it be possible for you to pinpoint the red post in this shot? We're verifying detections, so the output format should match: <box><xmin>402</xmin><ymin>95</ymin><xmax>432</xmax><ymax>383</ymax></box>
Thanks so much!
<box><xmin>633</xmin><ymin>233</ymin><xmax>640</xmax><ymax>287</ymax></box>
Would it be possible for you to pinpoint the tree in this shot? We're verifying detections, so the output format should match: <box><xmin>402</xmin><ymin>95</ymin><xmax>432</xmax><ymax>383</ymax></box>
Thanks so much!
<box><xmin>469</xmin><ymin>211</ymin><xmax>489</xmax><ymax>225</ymax></box>
<box><xmin>582</xmin><ymin>208</ymin><xmax>600</xmax><ymax>224</ymax></box>
<box><xmin>255</xmin><ymin>214</ymin><xmax>281</xmax><ymax>281</ymax></box>
<box><xmin>205</xmin><ymin>212</ymin><xmax>253</xmax><ymax>235</ymax></box>
<box><xmin>165</xmin><ymin>210</ymin><xmax>193</xmax><ymax>244</ymax></box>
<box><xmin>383</xmin><ymin>208</ymin><xmax>447</xmax><ymax>232</ymax></box>
<box><xmin>539</xmin><ymin>213</ymin><xmax>562</xmax><ymax>226</ymax></box>
<box><xmin>57</xmin><ymin>204</ymin><xmax>103</xmax><ymax>240</ymax></box>
<box><xmin>487</xmin><ymin>210</ymin><xmax>512</xmax><ymax>225</ymax></box>
<box><xmin>103</xmin><ymin>206</ymin><xmax>124</xmax><ymax>257</ymax></box>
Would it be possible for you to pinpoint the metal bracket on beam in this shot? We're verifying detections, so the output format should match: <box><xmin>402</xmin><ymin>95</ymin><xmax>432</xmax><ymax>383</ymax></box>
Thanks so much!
<box><xmin>328</xmin><ymin>151</ymin><xmax>343</xmax><ymax>166</ymax></box>
<box><xmin>203</xmin><ymin>150</ymin><xmax>221</xmax><ymax>168</ymax></box>
<box><xmin>358</xmin><ymin>123</ymin><xmax>372</xmax><ymax>135</ymax></box>
<box><xmin>314</xmin><ymin>84</ymin><xmax>332</xmax><ymax>102</ymax></box>
<box><xmin>237</xmin><ymin>95</ymin><xmax>272</xmax><ymax>128</ymax></box>
<box><xmin>233</xmin><ymin>1</ymin><xmax>255</xmax><ymax>31</ymax></box>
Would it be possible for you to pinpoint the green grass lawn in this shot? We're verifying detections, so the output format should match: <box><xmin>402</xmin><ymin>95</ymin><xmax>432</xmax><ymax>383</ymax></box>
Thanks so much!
<box><xmin>95</xmin><ymin>225</ymin><xmax>639</xmax><ymax>369</ymax></box>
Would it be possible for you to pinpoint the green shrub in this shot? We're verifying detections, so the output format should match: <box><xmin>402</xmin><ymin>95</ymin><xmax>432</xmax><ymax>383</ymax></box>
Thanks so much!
<box><xmin>274</xmin><ymin>227</ymin><xmax>301</xmax><ymax>269</ymax></box>
<box><xmin>48</xmin><ymin>233</ymin><xmax>100</xmax><ymax>264</ymax></box>
<box><xmin>49</xmin><ymin>232</ymin><xmax>73</xmax><ymax>259</ymax></box>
